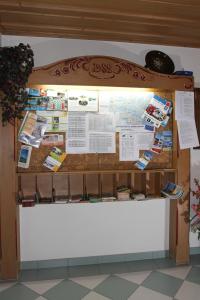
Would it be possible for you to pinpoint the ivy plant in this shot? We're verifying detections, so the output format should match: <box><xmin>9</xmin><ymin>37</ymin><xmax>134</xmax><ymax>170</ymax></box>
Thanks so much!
<box><xmin>0</xmin><ymin>43</ymin><xmax>34</xmax><ymax>125</ymax></box>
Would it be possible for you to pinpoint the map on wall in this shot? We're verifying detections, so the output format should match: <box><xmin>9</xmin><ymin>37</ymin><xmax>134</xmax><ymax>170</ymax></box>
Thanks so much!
<box><xmin>99</xmin><ymin>90</ymin><xmax>154</xmax><ymax>130</ymax></box>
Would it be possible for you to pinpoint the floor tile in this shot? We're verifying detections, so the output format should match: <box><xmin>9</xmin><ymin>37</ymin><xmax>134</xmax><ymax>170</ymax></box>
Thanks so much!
<box><xmin>69</xmin><ymin>264</ymin><xmax>100</xmax><ymax>278</ymax></box>
<box><xmin>154</xmin><ymin>258</ymin><xmax>176</xmax><ymax>269</ymax></box>
<box><xmin>19</xmin><ymin>270</ymin><xmax>38</xmax><ymax>282</ymax></box>
<box><xmin>127</xmin><ymin>259</ymin><xmax>156</xmax><ymax>272</ymax></box>
<box><xmin>94</xmin><ymin>275</ymin><xmax>138</xmax><ymax>300</ymax></box>
<box><xmin>22</xmin><ymin>279</ymin><xmax>64</xmax><ymax>294</ymax></box>
<box><xmin>185</xmin><ymin>266</ymin><xmax>200</xmax><ymax>285</ymax></box>
<box><xmin>128</xmin><ymin>286</ymin><xmax>173</xmax><ymax>300</ymax></box>
<box><xmin>0</xmin><ymin>282</ymin><xmax>16</xmax><ymax>292</ymax></box>
<box><xmin>70</xmin><ymin>274</ymin><xmax>109</xmax><ymax>289</ymax></box>
<box><xmin>116</xmin><ymin>270</ymin><xmax>152</xmax><ymax>284</ymax></box>
<box><xmin>36</xmin><ymin>267</ymin><xmax>68</xmax><ymax>281</ymax></box>
<box><xmin>142</xmin><ymin>271</ymin><xmax>183</xmax><ymax>297</ymax></box>
<box><xmin>159</xmin><ymin>265</ymin><xmax>192</xmax><ymax>279</ymax></box>
<box><xmin>175</xmin><ymin>280</ymin><xmax>200</xmax><ymax>300</ymax></box>
<box><xmin>99</xmin><ymin>262</ymin><xmax>130</xmax><ymax>275</ymax></box>
<box><xmin>43</xmin><ymin>279</ymin><xmax>90</xmax><ymax>300</ymax></box>
<box><xmin>0</xmin><ymin>283</ymin><xmax>39</xmax><ymax>300</ymax></box>
<box><xmin>82</xmin><ymin>291</ymin><xmax>111</xmax><ymax>300</ymax></box>
<box><xmin>190</xmin><ymin>254</ymin><xmax>200</xmax><ymax>265</ymax></box>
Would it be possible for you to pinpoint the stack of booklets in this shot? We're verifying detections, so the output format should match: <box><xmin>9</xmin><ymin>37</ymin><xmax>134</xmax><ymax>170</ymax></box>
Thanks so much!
<box><xmin>161</xmin><ymin>182</ymin><xmax>184</xmax><ymax>200</ymax></box>
<box><xmin>69</xmin><ymin>195</ymin><xmax>83</xmax><ymax>203</ymax></box>
<box><xmin>117</xmin><ymin>186</ymin><xmax>130</xmax><ymax>201</ymax></box>
<box><xmin>43</xmin><ymin>147</ymin><xmax>67</xmax><ymax>172</ymax></box>
<box><xmin>101</xmin><ymin>195</ymin><xmax>116</xmax><ymax>202</ymax></box>
<box><xmin>131</xmin><ymin>193</ymin><xmax>146</xmax><ymax>201</ymax></box>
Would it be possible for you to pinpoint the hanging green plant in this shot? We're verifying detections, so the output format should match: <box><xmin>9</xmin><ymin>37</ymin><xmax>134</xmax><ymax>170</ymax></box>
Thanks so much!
<box><xmin>0</xmin><ymin>43</ymin><xmax>34</xmax><ymax>125</ymax></box>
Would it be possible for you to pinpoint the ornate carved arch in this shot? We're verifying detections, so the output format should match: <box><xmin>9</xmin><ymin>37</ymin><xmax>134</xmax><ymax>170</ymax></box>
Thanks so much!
<box><xmin>28</xmin><ymin>55</ymin><xmax>193</xmax><ymax>91</ymax></box>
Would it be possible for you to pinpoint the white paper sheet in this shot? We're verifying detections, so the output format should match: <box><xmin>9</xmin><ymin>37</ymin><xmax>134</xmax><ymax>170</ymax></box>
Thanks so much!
<box><xmin>89</xmin><ymin>132</ymin><xmax>116</xmax><ymax>153</ymax></box>
<box><xmin>66</xmin><ymin>113</ymin><xmax>88</xmax><ymax>153</ymax></box>
<box><xmin>99</xmin><ymin>90</ymin><xmax>153</xmax><ymax>130</ymax></box>
<box><xmin>68</xmin><ymin>90</ymin><xmax>98</xmax><ymax>112</ymax></box>
<box><xmin>175</xmin><ymin>91</ymin><xmax>195</xmax><ymax>120</ymax></box>
<box><xmin>135</xmin><ymin>132</ymin><xmax>154</xmax><ymax>150</ymax></box>
<box><xmin>88</xmin><ymin>113</ymin><xmax>115</xmax><ymax>132</ymax></box>
<box><xmin>177</xmin><ymin>119</ymin><xmax>199</xmax><ymax>149</ymax></box>
<box><xmin>119</xmin><ymin>131</ymin><xmax>139</xmax><ymax>161</ymax></box>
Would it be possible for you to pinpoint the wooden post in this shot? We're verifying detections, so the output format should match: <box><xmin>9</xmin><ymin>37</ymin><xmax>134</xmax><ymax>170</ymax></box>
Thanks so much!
<box><xmin>0</xmin><ymin>113</ymin><xmax>19</xmax><ymax>279</ymax></box>
<box><xmin>169</xmin><ymin>148</ymin><xmax>190</xmax><ymax>264</ymax></box>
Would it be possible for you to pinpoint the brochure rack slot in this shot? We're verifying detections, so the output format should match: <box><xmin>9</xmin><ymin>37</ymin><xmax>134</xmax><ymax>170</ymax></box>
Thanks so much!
<box><xmin>18</xmin><ymin>170</ymin><xmax>177</xmax><ymax>203</ymax></box>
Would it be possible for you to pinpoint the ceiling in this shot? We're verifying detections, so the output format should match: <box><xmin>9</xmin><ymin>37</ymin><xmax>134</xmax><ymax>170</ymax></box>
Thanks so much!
<box><xmin>1</xmin><ymin>0</ymin><xmax>200</xmax><ymax>48</ymax></box>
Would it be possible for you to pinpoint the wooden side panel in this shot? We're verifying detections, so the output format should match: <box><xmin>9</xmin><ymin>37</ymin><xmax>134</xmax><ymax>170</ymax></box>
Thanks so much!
<box><xmin>37</xmin><ymin>174</ymin><xmax>53</xmax><ymax>202</ymax></box>
<box><xmin>20</xmin><ymin>174</ymin><xmax>37</xmax><ymax>198</ymax></box>
<box><xmin>85</xmin><ymin>174</ymin><xmax>100</xmax><ymax>197</ymax></box>
<box><xmin>131</xmin><ymin>173</ymin><xmax>146</xmax><ymax>195</ymax></box>
<box><xmin>176</xmin><ymin>149</ymin><xmax>190</xmax><ymax>264</ymax></box>
<box><xmin>53</xmin><ymin>174</ymin><xmax>69</xmax><ymax>199</ymax></box>
<box><xmin>101</xmin><ymin>174</ymin><xmax>115</xmax><ymax>196</ymax></box>
<box><xmin>0</xmin><ymin>117</ymin><xmax>19</xmax><ymax>279</ymax></box>
<box><xmin>69</xmin><ymin>174</ymin><xmax>84</xmax><ymax>197</ymax></box>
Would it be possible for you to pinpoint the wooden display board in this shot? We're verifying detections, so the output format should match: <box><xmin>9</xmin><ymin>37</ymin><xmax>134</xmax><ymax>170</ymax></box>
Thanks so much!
<box><xmin>0</xmin><ymin>55</ymin><xmax>193</xmax><ymax>280</ymax></box>
<box><xmin>17</xmin><ymin>89</ymin><xmax>175</xmax><ymax>173</ymax></box>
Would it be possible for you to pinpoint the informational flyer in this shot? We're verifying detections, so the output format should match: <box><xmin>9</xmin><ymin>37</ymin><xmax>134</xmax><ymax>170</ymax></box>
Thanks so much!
<box><xmin>99</xmin><ymin>90</ymin><xmax>153</xmax><ymax>130</ymax></box>
<box><xmin>89</xmin><ymin>132</ymin><xmax>116</xmax><ymax>153</ymax></box>
<box><xmin>18</xmin><ymin>112</ymin><xmax>48</xmax><ymax>148</ymax></box>
<box><xmin>135</xmin><ymin>131</ymin><xmax>154</xmax><ymax>150</ymax></box>
<box><xmin>175</xmin><ymin>91</ymin><xmax>195</xmax><ymax>120</ymax></box>
<box><xmin>177</xmin><ymin>120</ymin><xmax>199</xmax><ymax>149</ymax></box>
<box><xmin>66</xmin><ymin>112</ymin><xmax>88</xmax><ymax>153</ymax></box>
<box><xmin>175</xmin><ymin>91</ymin><xmax>199</xmax><ymax>149</ymax></box>
<box><xmin>68</xmin><ymin>90</ymin><xmax>98</xmax><ymax>112</ymax></box>
<box><xmin>37</xmin><ymin>111</ymin><xmax>67</xmax><ymax>132</ymax></box>
<box><xmin>119</xmin><ymin>131</ymin><xmax>139</xmax><ymax>161</ymax></box>
<box><xmin>88</xmin><ymin>113</ymin><xmax>115</xmax><ymax>132</ymax></box>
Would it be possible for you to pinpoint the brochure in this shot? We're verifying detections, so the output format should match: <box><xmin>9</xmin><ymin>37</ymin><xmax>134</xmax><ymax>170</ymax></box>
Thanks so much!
<box><xmin>43</xmin><ymin>147</ymin><xmax>67</xmax><ymax>172</ymax></box>
<box><xmin>41</xmin><ymin>134</ymin><xmax>64</xmax><ymax>146</ymax></box>
<box><xmin>142</xmin><ymin>95</ymin><xmax>172</xmax><ymax>128</ymax></box>
<box><xmin>135</xmin><ymin>150</ymin><xmax>154</xmax><ymax>170</ymax></box>
<box><xmin>18</xmin><ymin>145</ymin><xmax>32</xmax><ymax>168</ymax></box>
<box><xmin>161</xmin><ymin>182</ymin><xmax>184</xmax><ymax>199</ymax></box>
<box><xmin>18</xmin><ymin>112</ymin><xmax>48</xmax><ymax>148</ymax></box>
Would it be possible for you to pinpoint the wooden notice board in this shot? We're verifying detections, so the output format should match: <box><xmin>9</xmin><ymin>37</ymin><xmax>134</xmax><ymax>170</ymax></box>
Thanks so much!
<box><xmin>0</xmin><ymin>55</ymin><xmax>194</xmax><ymax>280</ymax></box>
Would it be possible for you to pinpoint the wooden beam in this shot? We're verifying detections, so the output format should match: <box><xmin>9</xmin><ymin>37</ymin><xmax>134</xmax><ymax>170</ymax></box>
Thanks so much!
<box><xmin>0</xmin><ymin>112</ymin><xmax>19</xmax><ymax>280</ymax></box>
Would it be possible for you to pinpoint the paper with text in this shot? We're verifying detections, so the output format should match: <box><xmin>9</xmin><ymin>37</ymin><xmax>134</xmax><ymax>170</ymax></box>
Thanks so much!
<box><xmin>119</xmin><ymin>131</ymin><xmax>139</xmax><ymax>161</ymax></box>
<box><xmin>66</xmin><ymin>112</ymin><xmax>88</xmax><ymax>153</ymax></box>
<box><xmin>177</xmin><ymin>119</ymin><xmax>199</xmax><ymax>149</ymax></box>
<box><xmin>175</xmin><ymin>91</ymin><xmax>194</xmax><ymax>120</ymax></box>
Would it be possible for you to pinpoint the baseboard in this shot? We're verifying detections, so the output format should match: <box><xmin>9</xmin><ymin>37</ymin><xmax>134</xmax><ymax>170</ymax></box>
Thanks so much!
<box><xmin>21</xmin><ymin>248</ymin><xmax>200</xmax><ymax>270</ymax></box>
<box><xmin>21</xmin><ymin>250</ymin><xmax>169</xmax><ymax>270</ymax></box>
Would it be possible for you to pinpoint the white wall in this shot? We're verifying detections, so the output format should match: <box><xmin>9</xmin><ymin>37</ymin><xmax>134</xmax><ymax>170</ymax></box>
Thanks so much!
<box><xmin>3</xmin><ymin>35</ymin><xmax>200</xmax><ymax>261</ymax></box>
<box><xmin>20</xmin><ymin>200</ymin><xmax>169</xmax><ymax>261</ymax></box>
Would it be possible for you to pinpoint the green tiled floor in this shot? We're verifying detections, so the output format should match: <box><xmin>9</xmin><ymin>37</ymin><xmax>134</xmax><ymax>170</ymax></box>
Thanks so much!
<box><xmin>0</xmin><ymin>256</ymin><xmax>200</xmax><ymax>300</ymax></box>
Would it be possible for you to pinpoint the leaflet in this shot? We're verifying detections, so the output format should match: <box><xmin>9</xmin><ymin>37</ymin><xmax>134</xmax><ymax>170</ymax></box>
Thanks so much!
<box><xmin>89</xmin><ymin>132</ymin><xmax>116</xmax><ymax>153</ymax></box>
<box><xmin>66</xmin><ymin>112</ymin><xmax>88</xmax><ymax>153</ymax></box>
<box><xmin>119</xmin><ymin>131</ymin><xmax>139</xmax><ymax>161</ymax></box>
<box><xmin>68</xmin><ymin>90</ymin><xmax>98</xmax><ymax>112</ymax></box>
<box><xmin>37</xmin><ymin>111</ymin><xmax>67</xmax><ymax>132</ymax></box>
<box><xmin>177</xmin><ymin>119</ymin><xmax>199</xmax><ymax>149</ymax></box>
<box><xmin>18</xmin><ymin>112</ymin><xmax>48</xmax><ymax>148</ymax></box>
<box><xmin>175</xmin><ymin>91</ymin><xmax>194</xmax><ymax>120</ymax></box>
